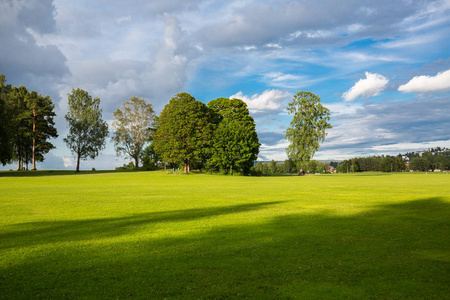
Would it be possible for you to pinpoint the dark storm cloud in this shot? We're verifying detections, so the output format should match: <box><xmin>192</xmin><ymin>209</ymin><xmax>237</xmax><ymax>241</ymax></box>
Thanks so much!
<box><xmin>0</xmin><ymin>0</ymin><xmax>69</xmax><ymax>97</ymax></box>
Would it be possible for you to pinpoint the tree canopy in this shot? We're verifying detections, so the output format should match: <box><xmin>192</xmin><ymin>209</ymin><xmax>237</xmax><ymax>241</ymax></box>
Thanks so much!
<box><xmin>64</xmin><ymin>88</ymin><xmax>108</xmax><ymax>172</ymax></box>
<box><xmin>28</xmin><ymin>91</ymin><xmax>58</xmax><ymax>170</ymax></box>
<box><xmin>112</xmin><ymin>96</ymin><xmax>155</xmax><ymax>168</ymax></box>
<box><xmin>0</xmin><ymin>74</ymin><xmax>13</xmax><ymax>165</ymax></box>
<box><xmin>285</xmin><ymin>91</ymin><xmax>332</xmax><ymax>173</ymax></box>
<box><xmin>153</xmin><ymin>93</ymin><xmax>214</xmax><ymax>173</ymax></box>
<box><xmin>208</xmin><ymin>98</ymin><xmax>260</xmax><ymax>174</ymax></box>
<box><xmin>0</xmin><ymin>74</ymin><xmax>57</xmax><ymax>169</ymax></box>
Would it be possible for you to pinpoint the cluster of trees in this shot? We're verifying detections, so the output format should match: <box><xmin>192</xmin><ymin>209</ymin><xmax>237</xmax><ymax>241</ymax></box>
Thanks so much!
<box><xmin>0</xmin><ymin>74</ymin><xmax>57</xmax><ymax>170</ymax></box>
<box><xmin>336</xmin><ymin>150</ymin><xmax>450</xmax><ymax>173</ymax></box>
<box><xmin>153</xmin><ymin>93</ymin><xmax>260</xmax><ymax>174</ymax></box>
<box><xmin>408</xmin><ymin>151</ymin><xmax>449</xmax><ymax>171</ymax></box>
<box><xmin>2</xmin><ymin>71</ymin><xmax>333</xmax><ymax>174</ymax></box>
<box><xmin>337</xmin><ymin>155</ymin><xmax>406</xmax><ymax>173</ymax></box>
<box><xmin>253</xmin><ymin>159</ymin><xmax>332</xmax><ymax>176</ymax></box>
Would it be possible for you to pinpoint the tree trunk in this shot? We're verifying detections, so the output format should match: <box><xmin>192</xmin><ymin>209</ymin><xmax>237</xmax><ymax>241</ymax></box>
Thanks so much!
<box><xmin>135</xmin><ymin>157</ymin><xmax>139</xmax><ymax>169</ymax></box>
<box><xmin>76</xmin><ymin>153</ymin><xmax>81</xmax><ymax>172</ymax></box>
<box><xmin>184</xmin><ymin>160</ymin><xmax>190</xmax><ymax>174</ymax></box>
<box><xmin>17</xmin><ymin>145</ymin><xmax>22</xmax><ymax>170</ymax></box>
<box><xmin>31</xmin><ymin>107</ymin><xmax>36</xmax><ymax>170</ymax></box>
<box><xmin>31</xmin><ymin>137</ymin><xmax>36</xmax><ymax>170</ymax></box>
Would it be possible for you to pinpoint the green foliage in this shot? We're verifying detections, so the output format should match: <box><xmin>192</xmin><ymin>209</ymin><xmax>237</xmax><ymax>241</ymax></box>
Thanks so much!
<box><xmin>252</xmin><ymin>159</ymin><xmax>331</xmax><ymax>176</ymax></box>
<box><xmin>0</xmin><ymin>74</ymin><xmax>57</xmax><ymax>169</ymax></box>
<box><xmin>64</xmin><ymin>88</ymin><xmax>109</xmax><ymax>172</ymax></box>
<box><xmin>409</xmin><ymin>157</ymin><xmax>430</xmax><ymax>172</ymax></box>
<box><xmin>9</xmin><ymin>85</ymin><xmax>33</xmax><ymax>169</ymax></box>
<box><xmin>142</xmin><ymin>143</ymin><xmax>160</xmax><ymax>170</ymax></box>
<box><xmin>153</xmin><ymin>93</ymin><xmax>214</xmax><ymax>173</ymax></box>
<box><xmin>27</xmin><ymin>91</ymin><xmax>58</xmax><ymax>170</ymax></box>
<box><xmin>436</xmin><ymin>154</ymin><xmax>450</xmax><ymax>170</ymax></box>
<box><xmin>1</xmin><ymin>172</ymin><xmax>449</xmax><ymax>299</ymax></box>
<box><xmin>207</xmin><ymin>98</ymin><xmax>260</xmax><ymax>175</ymax></box>
<box><xmin>285</xmin><ymin>92</ymin><xmax>332</xmax><ymax>173</ymax></box>
<box><xmin>112</xmin><ymin>97</ymin><xmax>155</xmax><ymax>168</ymax></box>
<box><xmin>338</xmin><ymin>155</ymin><xmax>406</xmax><ymax>173</ymax></box>
<box><xmin>0</xmin><ymin>74</ymin><xmax>13</xmax><ymax>165</ymax></box>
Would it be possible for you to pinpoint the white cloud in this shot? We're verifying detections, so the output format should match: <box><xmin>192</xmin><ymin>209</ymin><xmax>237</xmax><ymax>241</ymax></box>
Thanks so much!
<box><xmin>263</xmin><ymin>72</ymin><xmax>307</xmax><ymax>89</ymax></box>
<box><xmin>62</xmin><ymin>157</ymin><xmax>76</xmax><ymax>168</ymax></box>
<box><xmin>398</xmin><ymin>69</ymin><xmax>450</xmax><ymax>93</ymax></box>
<box><xmin>230</xmin><ymin>89</ymin><xmax>291</xmax><ymax>112</ymax></box>
<box><xmin>326</xmin><ymin>103</ymin><xmax>363</xmax><ymax>117</ymax></box>
<box><xmin>370</xmin><ymin>140</ymin><xmax>450</xmax><ymax>152</ymax></box>
<box><xmin>342</xmin><ymin>72</ymin><xmax>389</xmax><ymax>102</ymax></box>
<box><xmin>116</xmin><ymin>15</ymin><xmax>131</xmax><ymax>24</ymax></box>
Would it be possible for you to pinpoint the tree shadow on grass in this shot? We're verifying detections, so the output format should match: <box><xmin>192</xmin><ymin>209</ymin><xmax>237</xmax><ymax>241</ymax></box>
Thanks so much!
<box><xmin>0</xmin><ymin>201</ymin><xmax>286</xmax><ymax>250</ymax></box>
<box><xmin>1</xmin><ymin>198</ymin><xmax>449</xmax><ymax>299</ymax></box>
<box><xmin>0</xmin><ymin>169</ymin><xmax>142</xmax><ymax>178</ymax></box>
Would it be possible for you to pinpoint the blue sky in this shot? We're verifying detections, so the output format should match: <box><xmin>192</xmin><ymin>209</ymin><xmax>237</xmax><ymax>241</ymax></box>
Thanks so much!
<box><xmin>1</xmin><ymin>0</ymin><xmax>450</xmax><ymax>170</ymax></box>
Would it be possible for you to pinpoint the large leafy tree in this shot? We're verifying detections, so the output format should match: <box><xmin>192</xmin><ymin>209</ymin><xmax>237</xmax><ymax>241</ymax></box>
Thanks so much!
<box><xmin>64</xmin><ymin>88</ymin><xmax>109</xmax><ymax>172</ymax></box>
<box><xmin>153</xmin><ymin>93</ymin><xmax>214</xmax><ymax>173</ymax></box>
<box><xmin>112</xmin><ymin>97</ymin><xmax>155</xmax><ymax>168</ymax></box>
<box><xmin>208</xmin><ymin>98</ymin><xmax>260</xmax><ymax>174</ymax></box>
<box><xmin>27</xmin><ymin>91</ymin><xmax>58</xmax><ymax>170</ymax></box>
<box><xmin>285</xmin><ymin>91</ymin><xmax>332</xmax><ymax>174</ymax></box>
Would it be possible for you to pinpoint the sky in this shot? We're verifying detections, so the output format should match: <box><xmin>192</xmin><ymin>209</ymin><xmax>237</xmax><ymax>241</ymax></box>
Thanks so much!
<box><xmin>1</xmin><ymin>0</ymin><xmax>450</xmax><ymax>170</ymax></box>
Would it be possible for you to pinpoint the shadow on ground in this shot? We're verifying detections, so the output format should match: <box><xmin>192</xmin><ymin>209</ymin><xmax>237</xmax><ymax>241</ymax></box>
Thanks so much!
<box><xmin>1</xmin><ymin>198</ymin><xmax>449</xmax><ymax>299</ymax></box>
<box><xmin>0</xmin><ymin>169</ymin><xmax>140</xmax><ymax>178</ymax></box>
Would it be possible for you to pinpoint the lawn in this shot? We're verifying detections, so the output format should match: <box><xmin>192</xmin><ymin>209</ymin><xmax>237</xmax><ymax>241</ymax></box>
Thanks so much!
<box><xmin>1</xmin><ymin>171</ymin><xmax>449</xmax><ymax>299</ymax></box>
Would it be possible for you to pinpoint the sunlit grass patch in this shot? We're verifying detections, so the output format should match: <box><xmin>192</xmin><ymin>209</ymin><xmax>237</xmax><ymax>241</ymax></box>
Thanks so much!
<box><xmin>1</xmin><ymin>171</ymin><xmax>449</xmax><ymax>298</ymax></box>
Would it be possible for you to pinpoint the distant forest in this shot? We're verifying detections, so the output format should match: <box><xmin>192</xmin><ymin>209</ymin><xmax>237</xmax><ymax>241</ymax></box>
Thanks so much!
<box><xmin>254</xmin><ymin>147</ymin><xmax>450</xmax><ymax>175</ymax></box>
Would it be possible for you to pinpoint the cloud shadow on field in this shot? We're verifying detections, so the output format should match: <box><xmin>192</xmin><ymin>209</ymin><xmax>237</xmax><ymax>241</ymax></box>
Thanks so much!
<box><xmin>1</xmin><ymin>198</ymin><xmax>449</xmax><ymax>299</ymax></box>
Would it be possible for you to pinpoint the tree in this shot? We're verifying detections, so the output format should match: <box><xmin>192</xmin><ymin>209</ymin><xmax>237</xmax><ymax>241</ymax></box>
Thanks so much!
<box><xmin>9</xmin><ymin>86</ymin><xmax>32</xmax><ymax>170</ymax></box>
<box><xmin>422</xmin><ymin>151</ymin><xmax>436</xmax><ymax>171</ymax></box>
<box><xmin>27</xmin><ymin>91</ymin><xmax>58</xmax><ymax>170</ymax></box>
<box><xmin>409</xmin><ymin>157</ymin><xmax>428</xmax><ymax>172</ymax></box>
<box><xmin>285</xmin><ymin>92</ymin><xmax>332</xmax><ymax>174</ymax></box>
<box><xmin>142</xmin><ymin>143</ymin><xmax>160</xmax><ymax>170</ymax></box>
<box><xmin>112</xmin><ymin>97</ymin><xmax>155</xmax><ymax>168</ymax></box>
<box><xmin>153</xmin><ymin>93</ymin><xmax>214</xmax><ymax>173</ymax></box>
<box><xmin>436</xmin><ymin>154</ymin><xmax>449</xmax><ymax>171</ymax></box>
<box><xmin>64</xmin><ymin>88</ymin><xmax>109</xmax><ymax>172</ymax></box>
<box><xmin>207</xmin><ymin>98</ymin><xmax>260</xmax><ymax>175</ymax></box>
<box><xmin>0</xmin><ymin>74</ymin><xmax>13</xmax><ymax>165</ymax></box>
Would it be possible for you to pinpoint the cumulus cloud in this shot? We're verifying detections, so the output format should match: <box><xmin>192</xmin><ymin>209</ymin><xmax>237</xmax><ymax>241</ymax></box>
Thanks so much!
<box><xmin>230</xmin><ymin>89</ymin><xmax>291</xmax><ymax>112</ymax></box>
<box><xmin>398</xmin><ymin>69</ymin><xmax>450</xmax><ymax>93</ymax></box>
<box><xmin>76</xmin><ymin>13</ymin><xmax>197</xmax><ymax>112</ymax></box>
<box><xmin>342</xmin><ymin>72</ymin><xmax>389</xmax><ymax>102</ymax></box>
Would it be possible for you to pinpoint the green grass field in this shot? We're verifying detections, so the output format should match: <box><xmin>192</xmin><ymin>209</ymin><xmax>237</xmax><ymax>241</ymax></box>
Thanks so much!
<box><xmin>1</xmin><ymin>171</ymin><xmax>449</xmax><ymax>299</ymax></box>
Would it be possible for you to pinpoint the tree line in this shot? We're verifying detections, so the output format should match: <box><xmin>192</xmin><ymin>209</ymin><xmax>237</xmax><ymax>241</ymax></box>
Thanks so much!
<box><xmin>336</xmin><ymin>151</ymin><xmax>450</xmax><ymax>173</ymax></box>
<box><xmin>1</xmin><ymin>73</ymin><xmax>333</xmax><ymax>174</ymax></box>
<box><xmin>337</xmin><ymin>155</ymin><xmax>407</xmax><ymax>173</ymax></box>
<box><xmin>252</xmin><ymin>159</ymin><xmax>332</xmax><ymax>176</ymax></box>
